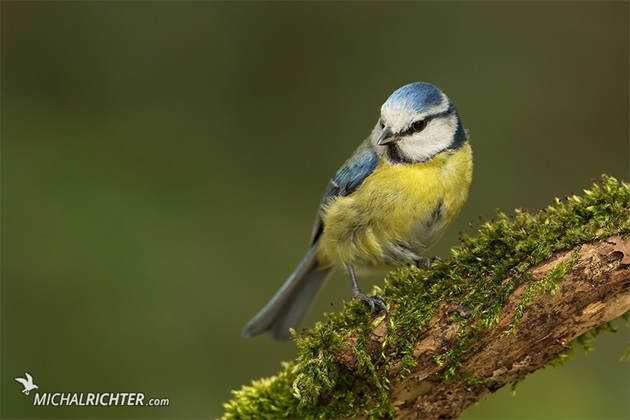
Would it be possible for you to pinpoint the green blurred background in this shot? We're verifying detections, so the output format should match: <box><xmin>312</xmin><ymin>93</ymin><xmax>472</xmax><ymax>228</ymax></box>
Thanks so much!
<box><xmin>2</xmin><ymin>2</ymin><xmax>628</xmax><ymax>419</ymax></box>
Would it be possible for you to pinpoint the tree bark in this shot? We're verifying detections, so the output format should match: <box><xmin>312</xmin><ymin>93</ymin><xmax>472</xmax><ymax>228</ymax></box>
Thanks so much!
<box><xmin>224</xmin><ymin>177</ymin><xmax>630</xmax><ymax>419</ymax></box>
<box><xmin>353</xmin><ymin>236</ymin><xmax>630</xmax><ymax>419</ymax></box>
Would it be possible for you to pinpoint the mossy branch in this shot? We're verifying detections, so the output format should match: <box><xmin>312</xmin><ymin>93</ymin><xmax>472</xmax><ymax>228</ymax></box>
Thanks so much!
<box><xmin>224</xmin><ymin>175</ymin><xmax>630</xmax><ymax>419</ymax></box>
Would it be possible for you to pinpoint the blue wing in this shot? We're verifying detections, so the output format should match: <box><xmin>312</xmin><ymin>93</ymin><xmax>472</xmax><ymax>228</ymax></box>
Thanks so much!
<box><xmin>241</xmin><ymin>144</ymin><xmax>379</xmax><ymax>340</ymax></box>
<box><xmin>309</xmin><ymin>147</ymin><xmax>379</xmax><ymax>243</ymax></box>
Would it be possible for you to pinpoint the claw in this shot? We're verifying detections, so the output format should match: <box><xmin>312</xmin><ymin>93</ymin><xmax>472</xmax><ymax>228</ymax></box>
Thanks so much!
<box><xmin>415</xmin><ymin>256</ymin><xmax>441</xmax><ymax>269</ymax></box>
<box><xmin>347</xmin><ymin>264</ymin><xmax>388</xmax><ymax>314</ymax></box>
<box><xmin>353</xmin><ymin>291</ymin><xmax>387</xmax><ymax>313</ymax></box>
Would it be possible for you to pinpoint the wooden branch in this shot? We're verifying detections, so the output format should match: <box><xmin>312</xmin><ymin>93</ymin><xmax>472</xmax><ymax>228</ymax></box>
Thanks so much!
<box><xmin>377</xmin><ymin>236</ymin><xmax>630</xmax><ymax>418</ymax></box>
<box><xmin>224</xmin><ymin>176</ymin><xmax>630</xmax><ymax>419</ymax></box>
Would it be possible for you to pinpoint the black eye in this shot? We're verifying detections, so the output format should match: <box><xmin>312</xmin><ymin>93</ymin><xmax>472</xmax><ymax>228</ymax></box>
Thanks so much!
<box><xmin>412</xmin><ymin>120</ymin><xmax>427</xmax><ymax>133</ymax></box>
<box><xmin>379</xmin><ymin>120</ymin><xmax>385</xmax><ymax>129</ymax></box>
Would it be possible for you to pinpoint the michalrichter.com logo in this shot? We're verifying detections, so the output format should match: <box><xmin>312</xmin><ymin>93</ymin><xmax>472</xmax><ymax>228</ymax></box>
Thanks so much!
<box><xmin>14</xmin><ymin>372</ymin><xmax>170</xmax><ymax>407</ymax></box>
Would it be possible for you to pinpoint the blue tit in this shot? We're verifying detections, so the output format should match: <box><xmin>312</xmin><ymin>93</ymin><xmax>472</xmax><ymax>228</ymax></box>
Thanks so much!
<box><xmin>242</xmin><ymin>82</ymin><xmax>473</xmax><ymax>340</ymax></box>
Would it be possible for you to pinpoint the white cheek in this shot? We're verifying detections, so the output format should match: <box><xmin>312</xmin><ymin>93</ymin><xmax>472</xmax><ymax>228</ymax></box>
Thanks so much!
<box><xmin>398</xmin><ymin>116</ymin><xmax>457</xmax><ymax>161</ymax></box>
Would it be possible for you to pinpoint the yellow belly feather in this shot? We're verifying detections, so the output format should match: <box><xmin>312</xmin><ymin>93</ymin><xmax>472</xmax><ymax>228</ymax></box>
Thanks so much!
<box><xmin>317</xmin><ymin>142</ymin><xmax>473</xmax><ymax>271</ymax></box>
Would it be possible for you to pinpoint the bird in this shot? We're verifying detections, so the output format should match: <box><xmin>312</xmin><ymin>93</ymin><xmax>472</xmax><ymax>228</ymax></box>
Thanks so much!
<box><xmin>242</xmin><ymin>82</ymin><xmax>473</xmax><ymax>340</ymax></box>
<box><xmin>15</xmin><ymin>372</ymin><xmax>39</xmax><ymax>395</ymax></box>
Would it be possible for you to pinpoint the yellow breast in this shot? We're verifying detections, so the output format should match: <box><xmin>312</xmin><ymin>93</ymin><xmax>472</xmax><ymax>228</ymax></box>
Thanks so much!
<box><xmin>316</xmin><ymin>142</ymin><xmax>473</xmax><ymax>271</ymax></box>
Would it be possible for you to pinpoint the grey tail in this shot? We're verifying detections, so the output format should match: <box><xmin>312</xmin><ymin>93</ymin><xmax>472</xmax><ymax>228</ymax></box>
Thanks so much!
<box><xmin>241</xmin><ymin>242</ymin><xmax>333</xmax><ymax>341</ymax></box>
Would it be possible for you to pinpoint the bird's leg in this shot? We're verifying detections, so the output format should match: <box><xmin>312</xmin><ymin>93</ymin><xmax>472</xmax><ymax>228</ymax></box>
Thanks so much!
<box><xmin>347</xmin><ymin>264</ymin><xmax>387</xmax><ymax>313</ymax></box>
<box><xmin>415</xmin><ymin>256</ymin><xmax>442</xmax><ymax>269</ymax></box>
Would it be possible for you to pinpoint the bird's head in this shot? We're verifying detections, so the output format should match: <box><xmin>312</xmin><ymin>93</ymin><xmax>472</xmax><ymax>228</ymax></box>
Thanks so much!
<box><xmin>372</xmin><ymin>82</ymin><xmax>468</xmax><ymax>163</ymax></box>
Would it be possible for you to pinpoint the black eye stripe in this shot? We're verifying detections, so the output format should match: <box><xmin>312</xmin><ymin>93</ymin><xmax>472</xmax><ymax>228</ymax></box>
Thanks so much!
<box><xmin>400</xmin><ymin>104</ymin><xmax>455</xmax><ymax>137</ymax></box>
<box><xmin>400</xmin><ymin>118</ymin><xmax>430</xmax><ymax>137</ymax></box>
<box><xmin>381</xmin><ymin>104</ymin><xmax>455</xmax><ymax>139</ymax></box>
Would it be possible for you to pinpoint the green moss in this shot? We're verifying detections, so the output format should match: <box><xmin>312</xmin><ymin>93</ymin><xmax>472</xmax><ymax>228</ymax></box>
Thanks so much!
<box><xmin>223</xmin><ymin>362</ymin><xmax>299</xmax><ymax>419</ymax></box>
<box><xmin>223</xmin><ymin>175</ymin><xmax>630</xmax><ymax>419</ymax></box>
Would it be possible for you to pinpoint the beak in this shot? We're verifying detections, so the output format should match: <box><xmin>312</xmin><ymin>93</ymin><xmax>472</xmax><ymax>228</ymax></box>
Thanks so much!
<box><xmin>377</xmin><ymin>128</ymin><xmax>397</xmax><ymax>145</ymax></box>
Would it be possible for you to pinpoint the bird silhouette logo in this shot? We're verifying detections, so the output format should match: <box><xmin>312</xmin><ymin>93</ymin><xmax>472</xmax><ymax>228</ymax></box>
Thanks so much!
<box><xmin>15</xmin><ymin>373</ymin><xmax>39</xmax><ymax>395</ymax></box>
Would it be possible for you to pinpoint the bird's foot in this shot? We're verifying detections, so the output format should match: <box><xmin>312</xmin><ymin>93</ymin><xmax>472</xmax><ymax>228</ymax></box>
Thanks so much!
<box><xmin>347</xmin><ymin>264</ymin><xmax>388</xmax><ymax>314</ymax></box>
<box><xmin>415</xmin><ymin>256</ymin><xmax>442</xmax><ymax>269</ymax></box>
<box><xmin>353</xmin><ymin>291</ymin><xmax>387</xmax><ymax>313</ymax></box>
